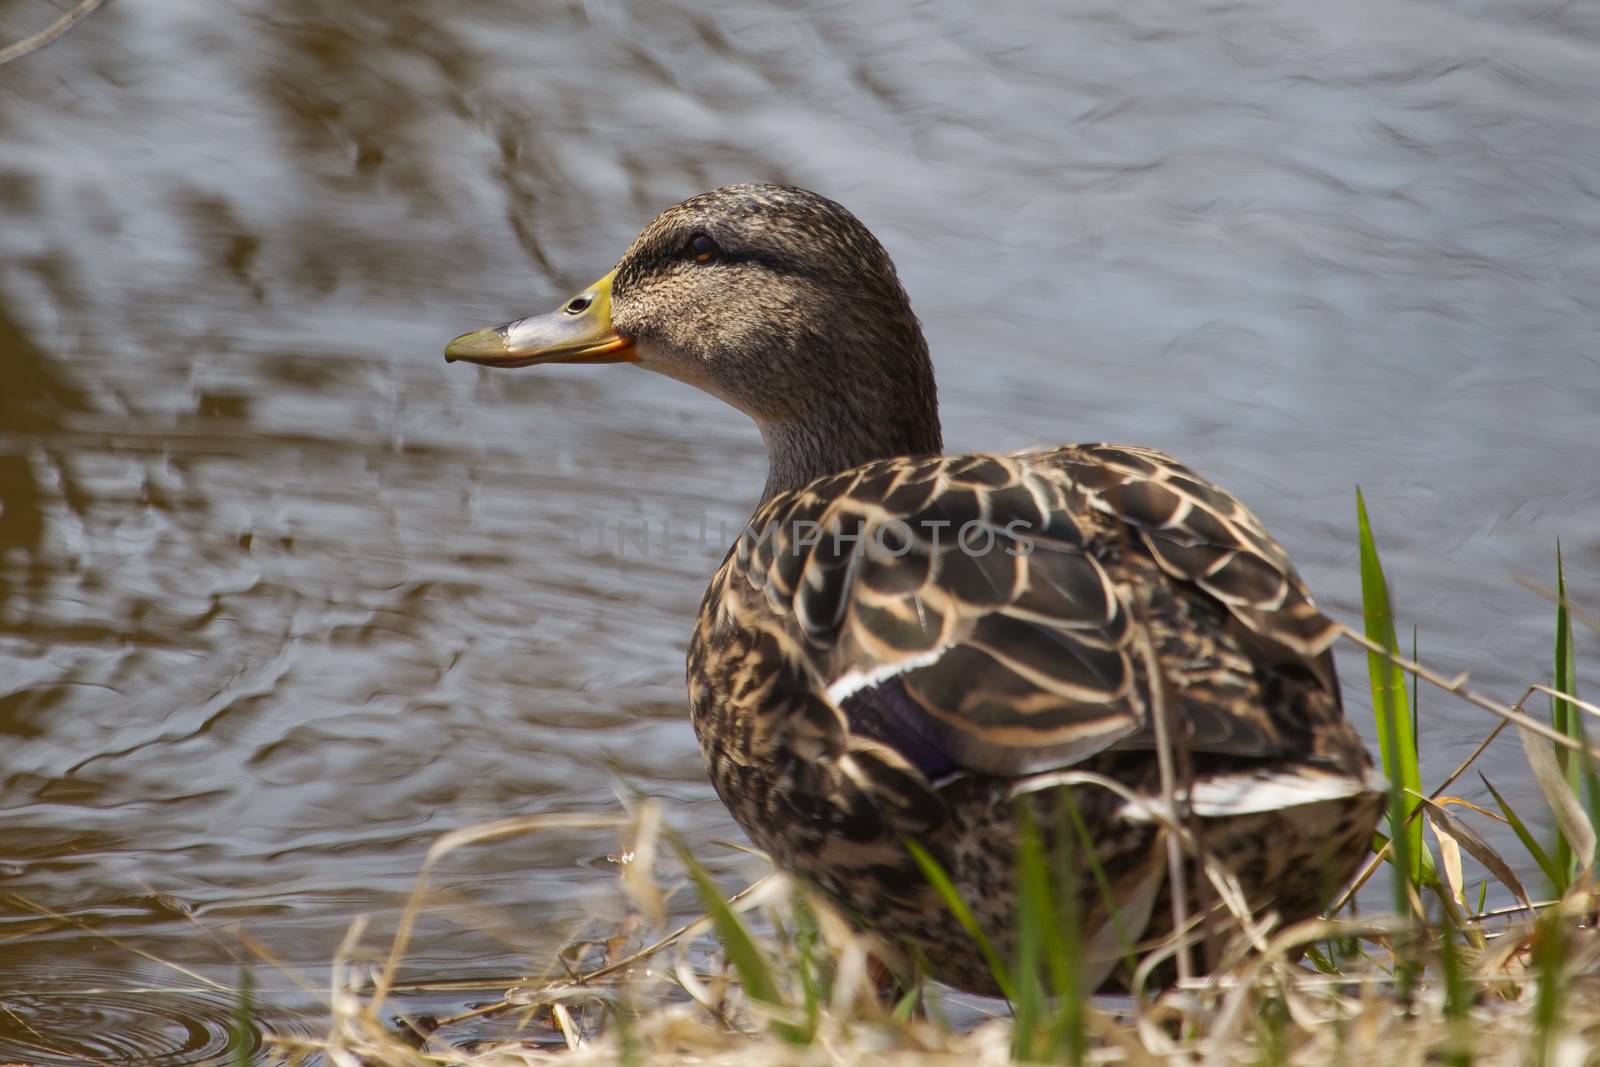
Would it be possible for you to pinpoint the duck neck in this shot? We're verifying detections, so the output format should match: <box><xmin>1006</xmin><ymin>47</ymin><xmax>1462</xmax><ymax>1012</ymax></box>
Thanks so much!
<box><xmin>755</xmin><ymin>374</ymin><xmax>942</xmax><ymax>503</ymax></box>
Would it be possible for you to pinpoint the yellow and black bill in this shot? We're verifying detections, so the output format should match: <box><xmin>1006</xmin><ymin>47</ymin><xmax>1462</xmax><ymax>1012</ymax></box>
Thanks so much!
<box><xmin>444</xmin><ymin>270</ymin><xmax>634</xmax><ymax>368</ymax></box>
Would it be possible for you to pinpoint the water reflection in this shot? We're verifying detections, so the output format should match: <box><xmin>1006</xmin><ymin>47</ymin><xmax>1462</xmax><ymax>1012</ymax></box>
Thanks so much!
<box><xmin>0</xmin><ymin>301</ymin><xmax>82</xmax><ymax>620</ymax></box>
<box><xmin>2</xmin><ymin>0</ymin><xmax>1599</xmax><ymax>1059</ymax></box>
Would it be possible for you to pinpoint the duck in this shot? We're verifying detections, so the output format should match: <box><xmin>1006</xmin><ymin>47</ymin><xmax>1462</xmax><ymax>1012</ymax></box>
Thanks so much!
<box><xmin>445</xmin><ymin>183</ymin><xmax>1383</xmax><ymax>995</ymax></box>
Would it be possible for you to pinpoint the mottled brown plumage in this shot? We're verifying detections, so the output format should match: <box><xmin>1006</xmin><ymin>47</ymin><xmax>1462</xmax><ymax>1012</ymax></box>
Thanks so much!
<box><xmin>446</xmin><ymin>183</ymin><xmax>1383</xmax><ymax>995</ymax></box>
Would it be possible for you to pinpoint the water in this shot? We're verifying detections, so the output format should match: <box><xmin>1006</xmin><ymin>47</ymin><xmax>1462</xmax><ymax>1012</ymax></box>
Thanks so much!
<box><xmin>2</xmin><ymin>0</ymin><xmax>1598</xmax><ymax>1059</ymax></box>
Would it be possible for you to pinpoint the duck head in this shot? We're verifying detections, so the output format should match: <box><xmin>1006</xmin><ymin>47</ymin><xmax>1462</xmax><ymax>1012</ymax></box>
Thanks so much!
<box><xmin>446</xmin><ymin>184</ymin><xmax>942</xmax><ymax>500</ymax></box>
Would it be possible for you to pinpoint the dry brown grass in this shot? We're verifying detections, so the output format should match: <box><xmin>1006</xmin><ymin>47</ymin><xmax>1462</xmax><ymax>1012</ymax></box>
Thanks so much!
<box><xmin>256</xmin><ymin>604</ymin><xmax>1600</xmax><ymax>1065</ymax></box>
<box><xmin>268</xmin><ymin>859</ymin><xmax>1600</xmax><ymax>1066</ymax></box>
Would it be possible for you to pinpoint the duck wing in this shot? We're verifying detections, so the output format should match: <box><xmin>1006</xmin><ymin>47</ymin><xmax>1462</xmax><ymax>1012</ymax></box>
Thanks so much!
<box><xmin>721</xmin><ymin>445</ymin><xmax>1341</xmax><ymax>781</ymax></box>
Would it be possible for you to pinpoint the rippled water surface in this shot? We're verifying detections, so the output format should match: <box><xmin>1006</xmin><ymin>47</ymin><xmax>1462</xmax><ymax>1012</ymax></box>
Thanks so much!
<box><xmin>2</xmin><ymin>0</ymin><xmax>1599</xmax><ymax>1059</ymax></box>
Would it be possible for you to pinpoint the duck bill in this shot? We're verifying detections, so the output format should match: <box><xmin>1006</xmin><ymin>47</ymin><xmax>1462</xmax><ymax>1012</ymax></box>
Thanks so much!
<box><xmin>444</xmin><ymin>270</ymin><xmax>635</xmax><ymax>368</ymax></box>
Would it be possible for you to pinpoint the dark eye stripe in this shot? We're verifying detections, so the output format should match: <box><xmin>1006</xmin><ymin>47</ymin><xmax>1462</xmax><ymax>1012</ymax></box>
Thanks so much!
<box><xmin>617</xmin><ymin>239</ymin><xmax>831</xmax><ymax>289</ymax></box>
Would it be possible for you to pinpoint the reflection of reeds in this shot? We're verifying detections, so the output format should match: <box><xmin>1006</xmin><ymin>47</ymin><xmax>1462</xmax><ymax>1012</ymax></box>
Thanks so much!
<box><xmin>273</xmin><ymin>504</ymin><xmax>1600</xmax><ymax>1063</ymax></box>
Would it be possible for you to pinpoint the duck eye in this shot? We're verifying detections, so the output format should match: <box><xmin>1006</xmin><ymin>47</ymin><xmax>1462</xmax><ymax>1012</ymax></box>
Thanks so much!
<box><xmin>688</xmin><ymin>233</ymin><xmax>718</xmax><ymax>263</ymax></box>
<box><xmin>565</xmin><ymin>294</ymin><xmax>592</xmax><ymax>314</ymax></box>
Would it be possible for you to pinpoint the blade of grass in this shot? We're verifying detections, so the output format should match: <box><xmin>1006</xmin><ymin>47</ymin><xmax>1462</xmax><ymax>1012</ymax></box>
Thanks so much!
<box><xmin>1551</xmin><ymin>543</ymin><xmax>1599</xmax><ymax>887</ymax></box>
<box><xmin>1552</xmin><ymin>542</ymin><xmax>1580</xmax><ymax>781</ymax></box>
<box><xmin>788</xmin><ymin>890</ymin><xmax>824</xmax><ymax>1036</ymax></box>
<box><xmin>1518</xmin><ymin>724</ymin><xmax>1596</xmax><ymax>884</ymax></box>
<box><xmin>1418</xmin><ymin>795</ymin><xmax>1531</xmax><ymax>909</ymax></box>
<box><xmin>1553</xmin><ymin>542</ymin><xmax>1580</xmax><ymax>880</ymax></box>
<box><xmin>1058</xmin><ymin>787</ymin><xmax>1140</xmax><ymax>976</ymax></box>
<box><xmin>1330</xmin><ymin>719</ymin><xmax>1505</xmax><ymax>915</ymax></box>
<box><xmin>1438</xmin><ymin>901</ymin><xmax>1472</xmax><ymax>1067</ymax></box>
<box><xmin>1479</xmin><ymin>774</ymin><xmax>1564</xmax><ymax>889</ymax></box>
<box><xmin>1013</xmin><ymin>803</ymin><xmax>1048</xmax><ymax>1062</ymax></box>
<box><xmin>1048</xmin><ymin>792</ymin><xmax>1086</xmax><ymax>1066</ymax></box>
<box><xmin>1302</xmin><ymin>943</ymin><xmax>1337</xmax><ymax>975</ymax></box>
<box><xmin>890</xmin><ymin>984</ymin><xmax>921</xmax><ymax>1023</ymax></box>
<box><xmin>1011</xmin><ymin>795</ymin><xmax>1088</xmax><ymax>1064</ymax></box>
<box><xmin>1258</xmin><ymin>992</ymin><xmax>1290</xmax><ymax>1067</ymax></box>
<box><xmin>231</xmin><ymin>966</ymin><xmax>255</xmax><ymax>1067</ymax></box>
<box><xmin>904</xmin><ymin>838</ymin><xmax>1017</xmax><ymax>1003</ymax></box>
<box><xmin>1574</xmin><ymin>714</ymin><xmax>1600</xmax><ymax>863</ymax></box>
<box><xmin>1412</xmin><ymin>625</ymin><xmax>1421</xmax><ymax>753</ymax></box>
<box><xmin>1429</xmin><ymin>809</ymin><xmax>1465</xmax><ymax>906</ymax></box>
<box><xmin>674</xmin><ymin>840</ymin><xmax>809</xmax><ymax>1043</ymax></box>
<box><xmin>1531</xmin><ymin>905</ymin><xmax>1569</xmax><ymax>1067</ymax></box>
<box><xmin>0</xmin><ymin>0</ymin><xmax>104</xmax><ymax>67</ymax></box>
<box><xmin>1356</xmin><ymin>490</ymin><xmax>1430</xmax><ymax>894</ymax></box>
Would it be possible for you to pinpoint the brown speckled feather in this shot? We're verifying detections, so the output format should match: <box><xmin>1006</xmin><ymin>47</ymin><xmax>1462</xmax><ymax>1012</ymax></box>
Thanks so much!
<box><xmin>703</xmin><ymin>445</ymin><xmax>1351</xmax><ymax>781</ymax></box>
<box><xmin>1065</xmin><ymin>444</ymin><xmax>1341</xmax><ymax>659</ymax></box>
<box><xmin>687</xmin><ymin>442</ymin><xmax>1380</xmax><ymax>994</ymax></box>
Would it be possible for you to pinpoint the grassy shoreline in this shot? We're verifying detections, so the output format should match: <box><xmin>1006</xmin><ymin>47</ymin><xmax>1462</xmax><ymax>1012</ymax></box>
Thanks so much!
<box><xmin>257</xmin><ymin>503</ymin><xmax>1598</xmax><ymax>1065</ymax></box>
<box><xmin>8</xmin><ymin>502</ymin><xmax>1578</xmax><ymax>1065</ymax></box>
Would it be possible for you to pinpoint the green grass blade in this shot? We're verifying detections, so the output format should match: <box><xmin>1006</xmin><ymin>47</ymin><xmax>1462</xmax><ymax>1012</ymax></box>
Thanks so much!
<box><xmin>1013</xmin><ymin>803</ymin><xmax>1048</xmax><ymax>1062</ymax></box>
<box><xmin>1059</xmin><ymin>785</ymin><xmax>1139</xmax><ymax>974</ymax></box>
<box><xmin>1550</xmin><ymin>542</ymin><xmax>1592</xmax><ymax>881</ymax></box>
<box><xmin>1302</xmin><ymin>944</ymin><xmax>1337</xmax><ymax>975</ymax></box>
<box><xmin>1479</xmin><ymin>773</ymin><xmax>1564</xmax><ymax>889</ymax></box>
<box><xmin>1531</xmin><ymin>906</ymin><xmax>1569</xmax><ymax>1067</ymax></box>
<box><xmin>1412</xmin><ymin>625</ymin><xmax>1421</xmax><ymax>751</ymax></box>
<box><xmin>1553</xmin><ymin>542</ymin><xmax>1579</xmax><ymax>777</ymax></box>
<box><xmin>904</xmin><ymin>838</ymin><xmax>1017</xmax><ymax>1003</ymax></box>
<box><xmin>788</xmin><ymin>890</ymin><xmax>824</xmax><ymax>1035</ymax></box>
<box><xmin>1010</xmin><ymin>795</ymin><xmax>1087</xmax><ymax>1063</ymax></box>
<box><xmin>675</xmin><ymin>840</ymin><xmax>808</xmax><ymax>1043</ymax></box>
<box><xmin>891</xmin><ymin>983</ymin><xmax>922</xmax><ymax>1023</ymax></box>
<box><xmin>231</xmin><ymin>966</ymin><xmax>254</xmax><ymax>1067</ymax></box>
<box><xmin>616</xmin><ymin>994</ymin><xmax>642</xmax><ymax>1067</ymax></box>
<box><xmin>1048</xmin><ymin>792</ymin><xmax>1086</xmax><ymax>1066</ymax></box>
<box><xmin>1438</xmin><ymin>899</ymin><xmax>1472</xmax><ymax>1067</ymax></box>
<box><xmin>1574</xmin><ymin>714</ymin><xmax>1600</xmax><ymax>860</ymax></box>
<box><xmin>1258</xmin><ymin>993</ymin><xmax>1290</xmax><ymax>1066</ymax></box>
<box><xmin>1356</xmin><ymin>489</ymin><xmax>1429</xmax><ymax>892</ymax></box>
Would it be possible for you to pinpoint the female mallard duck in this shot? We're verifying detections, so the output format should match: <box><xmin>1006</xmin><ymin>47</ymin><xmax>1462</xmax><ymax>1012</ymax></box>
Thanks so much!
<box><xmin>446</xmin><ymin>184</ymin><xmax>1383</xmax><ymax>994</ymax></box>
